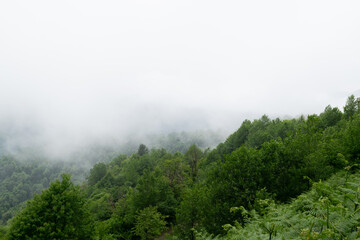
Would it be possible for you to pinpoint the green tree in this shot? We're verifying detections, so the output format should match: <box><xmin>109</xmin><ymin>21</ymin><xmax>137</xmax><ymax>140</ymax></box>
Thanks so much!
<box><xmin>205</xmin><ymin>146</ymin><xmax>264</xmax><ymax>234</ymax></box>
<box><xmin>219</xmin><ymin>120</ymin><xmax>251</xmax><ymax>156</ymax></box>
<box><xmin>320</xmin><ymin>105</ymin><xmax>342</xmax><ymax>128</ymax></box>
<box><xmin>245</xmin><ymin>115</ymin><xmax>272</xmax><ymax>148</ymax></box>
<box><xmin>160</xmin><ymin>157</ymin><xmax>189</xmax><ymax>199</ymax></box>
<box><xmin>185</xmin><ymin>145</ymin><xmax>202</xmax><ymax>181</ymax></box>
<box><xmin>133</xmin><ymin>206</ymin><xmax>167</xmax><ymax>240</ymax></box>
<box><xmin>8</xmin><ymin>174</ymin><xmax>94</xmax><ymax>240</ymax></box>
<box><xmin>343</xmin><ymin>95</ymin><xmax>359</xmax><ymax>119</ymax></box>
<box><xmin>0</xmin><ymin>225</ymin><xmax>8</xmax><ymax>240</ymax></box>
<box><xmin>175</xmin><ymin>186</ymin><xmax>210</xmax><ymax>240</ymax></box>
<box><xmin>344</xmin><ymin>114</ymin><xmax>360</xmax><ymax>162</ymax></box>
<box><xmin>138</xmin><ymin>144</ymin><xmax>149</xmax><ymax>156</ymax></box>
<box><xmin>130</xmin><ymin>170</ymin><xmax>177</xmax><ymax>221</ymax></box>
<box><xmin>88</xmin><ymin>162</ymin><xmax>107</xmax><ymax>186</ymax></box>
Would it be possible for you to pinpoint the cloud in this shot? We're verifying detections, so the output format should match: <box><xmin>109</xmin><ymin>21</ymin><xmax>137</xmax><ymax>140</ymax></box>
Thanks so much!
<box><xmin>0</xmin><ymin>0</ymin><xmax>359</xmax><ymax>158</ymax></box>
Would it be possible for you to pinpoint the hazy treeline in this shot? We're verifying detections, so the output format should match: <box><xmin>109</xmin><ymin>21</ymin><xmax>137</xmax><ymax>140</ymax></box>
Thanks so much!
<box><xmin>0</xmin><ymin>129</ymin><xmax>226</xmax><ymax>163</ymax></box>
<box><xmin>0</xmin><ymin>130</ymin><xmax>225</xmax><ymax>227</ymax></box>
<box><xmin>1</xmin><ymin>95</ymin><xmax>360</xmax><ymax>239</ymax></box>
<box><xmin>121</xmin><ymin>130</ymin><xmax>226</xmax><ymax>155</ymax></box>
<box><xmin>0</xmin><ymin>156</ymin><xmax>86</xmax><ymax>225</ymax></box>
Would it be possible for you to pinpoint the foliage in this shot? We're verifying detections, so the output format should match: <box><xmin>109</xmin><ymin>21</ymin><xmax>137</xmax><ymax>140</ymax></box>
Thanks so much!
<box><xmin>175</xmin><ymin>185</ymin><xmax>211</xmax><ymax>240</ymax></box>
<box><xmin>7</xmin><ymin>174</ymin><xmax>94</xmax><ymax>240</ymax></box>
<box><xmin>0</xmin><ymin>225</ymin><xmax>8</xmax><ymax>240</ymax></box>
<box><xmin>319</xmin><ymin>105</ymin><xmax>342</xmax><ymax>128</ymax></box>
<box><xmin>88</xmin><ymin>163</ymin><xmax>107</xmax><ymax>186</ymax></box>
<box><xmin>343</xmin><ymin>95</ymin><xmax>360</xmax><ymax>119</ymax></box>
<box><xmin>185</xmin><ymin>144</ymin><xmax>202</xmax><ymax>181</ymax></box>
<box><xmin>205</xmin><ymin>146</ymin><xmax>264</xmax><ymax>234</ymax></box>
<box><xmin>344</xmin><ymin>114</ymin><xmax>360</xmax><ymax>162</ymax></box>
<box><xmin>0</xmin><ymin>156</ymin><xmax>87</xmax><ymax>225</ymax></box>
<box><xmin>137</xmin><ymin>144</ymin><xmax>149</xmax><ymax>156</ymax></box>
<box><xmin>197</xmin><ymin>170</ymin><xmax>360</xmax><ymax>239</ymax></box>
<box><xmin>133</xmin><ymin>206</ymin><xmax>167</xmax><ymax>240</ymax></box>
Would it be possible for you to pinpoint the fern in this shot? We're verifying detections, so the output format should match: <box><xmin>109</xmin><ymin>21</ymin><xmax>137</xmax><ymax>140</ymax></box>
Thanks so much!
<box><xmin>200</xmin><ymin>171</ymin><xmax>360</xmax><ymax>240</ymax></box>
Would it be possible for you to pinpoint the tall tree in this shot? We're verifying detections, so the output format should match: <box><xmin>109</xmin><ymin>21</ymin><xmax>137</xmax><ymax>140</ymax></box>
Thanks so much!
<box><xmin>185</xmin><ymin>145</ymin><xmax>202</xmax><ymax>181</ymax></box>
<box><xmin>344</xmin><ymin>95</ymin><xmax>359</xmax><ymax>119</ymax></box>
<box><xmin>137</xmin><ymin>144</ymin><xmax>149</xmax><ymax>156</ymax></box>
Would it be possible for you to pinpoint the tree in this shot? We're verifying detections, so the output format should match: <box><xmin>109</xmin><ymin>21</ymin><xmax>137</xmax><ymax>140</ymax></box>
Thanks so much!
<box><xmin>8</xmin><ymin>174</ymin><xmax>94</xmax><ymax>240</ymax></box>
<box><xmin>88</xmin><ymin>162</ymin><xmax>107</xmax><ymax>186</ymax></box>
<box><xmin>206</xmin><ymin>146</ymin><xmax>266</xmax><ymax>234</ymax></box>
<box><xmin>130</xmin><ymin>170</ymin><xmax>177</xmax><ymax>221</ymax></box>
<box><xmin>161</xmin><ymin>157</ymin><xmax>188</xmax><ymax>198</ymax></box>
<box><xmin>344</xmin><ymin>114</ymin><xmax>360</xmax><ymax>162</ymax></box>
<box><xmin>320</xmin><ymin>105</ymin><xmax>342</xmax><ymax>128</ymax></box>
<box><xmin>138</xmin><ymin>144</ymin><xmax>149</xmax><ymax>156</ymax></box>
<box><xmin>175</xmin><ymin>186</ymin><xmax>210</xmax><ymax>240</ymax></box>
<box><xmin>185</xmin><ymin>145</ymin><xmax>202</xmax><ymax>181</ymax></box>
<box><xmin>343</xmin><ymin>95</ymin><xmax>359</xmax><ymax>119</ymax></box>
<box><xmin>246</xmin><ymin>115</ymin><xmax>272</xmax><ymax>148</ymax></box>
<box><xmin>133</xmin><ymin>206</ymin><xmax>167</xmax><ymax>240</ymax></box>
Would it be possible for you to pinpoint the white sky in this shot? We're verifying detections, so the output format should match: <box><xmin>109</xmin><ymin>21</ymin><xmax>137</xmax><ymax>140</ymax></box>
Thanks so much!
<box><xmin>0</xmin><ymin>0</ymin><xmax>359</xmax><ymax>154</ymax></box>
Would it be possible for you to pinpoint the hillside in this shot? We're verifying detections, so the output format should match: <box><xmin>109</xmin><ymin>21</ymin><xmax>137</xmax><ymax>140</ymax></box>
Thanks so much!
<box><xmin>0</xmin><ymin>130</ymin><xmax>224</xmax><ymax>227</ymax></box>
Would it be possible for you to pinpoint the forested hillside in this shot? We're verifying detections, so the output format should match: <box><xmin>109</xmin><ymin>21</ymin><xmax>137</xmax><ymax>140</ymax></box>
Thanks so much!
<box><xmin>0</xmin><ymin>95</ymin><xmax>360</xmax><ymax>239</ymax></box>
<box><xmin>0</xmin><ymin>130</ymin><xmax>224</xmax><ymax>228</ymax></box>
<box><xmin>197</xmin><ymin>170</ymin><xmax>360</xmax><ymax>239</ymax></box>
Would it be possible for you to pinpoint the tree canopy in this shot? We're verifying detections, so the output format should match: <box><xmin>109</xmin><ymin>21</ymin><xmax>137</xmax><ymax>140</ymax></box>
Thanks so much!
<box><xmin>8</xmin><ymin>174</ymin><xmax>94</xmax><ymax>240</ymax></box>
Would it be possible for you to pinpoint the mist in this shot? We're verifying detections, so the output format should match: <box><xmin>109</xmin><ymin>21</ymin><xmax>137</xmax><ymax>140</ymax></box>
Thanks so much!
<box><xmin>1</xmin><ymin>0</ymin><xmax>359</xmax><ymax>160</ymax></box>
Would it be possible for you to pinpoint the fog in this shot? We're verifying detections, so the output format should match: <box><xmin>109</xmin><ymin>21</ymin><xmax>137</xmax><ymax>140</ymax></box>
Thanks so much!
<box><xmin>0</xmin><ymin>0</ymin><xmax>359</xmax><ymax>160</ymax></box>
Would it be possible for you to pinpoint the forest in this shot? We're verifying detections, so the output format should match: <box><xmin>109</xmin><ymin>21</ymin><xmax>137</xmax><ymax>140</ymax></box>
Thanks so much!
<box><xmin>0</xmin><ymin>95</ymin><xmax>360</xmax><ymax>239</ymax></box>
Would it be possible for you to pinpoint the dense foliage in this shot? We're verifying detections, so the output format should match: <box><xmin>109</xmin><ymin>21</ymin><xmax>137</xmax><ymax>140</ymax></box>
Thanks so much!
<box><xmin>0</xmin><ymin>95</ymin><xmax>359</xmax><ymax>239</ymax></box>
<box><xmin>0</xmin><ymin>156</ymin><xmax>86</xmax><ymax>225</ymax></box>
<box><xmin>7</xmin><ymin>174</ymin><xmax>93</xmax><ymax>240</ymax></box>
<box><xmin>197</xmin><ymin>169</ymin><xmax>360</xmax><ymax>239</ymax></box>
<box><xmin>0</xmin><ymin>130</ymin><xmax>223</xmax><ymax>228</ymax></box>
